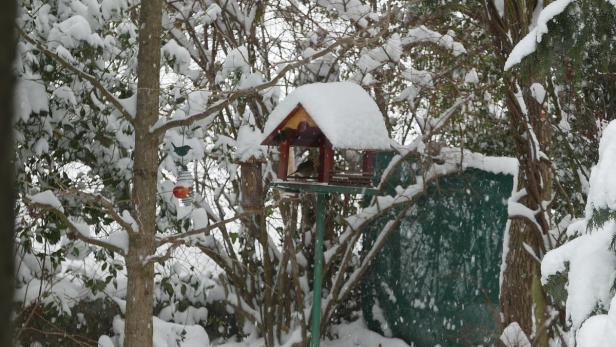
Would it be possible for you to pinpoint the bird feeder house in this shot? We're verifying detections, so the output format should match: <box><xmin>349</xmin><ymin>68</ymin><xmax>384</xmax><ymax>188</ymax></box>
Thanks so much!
<box><xmin>261</xmin><ymin>82</ymin><xmax>392</xmax><ymax>188</ymax></box>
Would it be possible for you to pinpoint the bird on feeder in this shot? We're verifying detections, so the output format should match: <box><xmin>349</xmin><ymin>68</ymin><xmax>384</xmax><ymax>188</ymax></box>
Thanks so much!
<box><xmin>290</xmin><ymin>158</ymin><xmax>314</xmax><ymax>177</ymax></box>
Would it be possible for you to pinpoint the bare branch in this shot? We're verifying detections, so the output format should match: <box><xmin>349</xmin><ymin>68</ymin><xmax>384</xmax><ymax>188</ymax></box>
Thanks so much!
<box><xmin>150</xmin><ymin>21</ymin><xmax>390</xmax><ymax>135</ymax></box>
<box><xmin>155</xmin><ymin>212</ymin><xmax>247</xmax><ymax>246</ymax></box>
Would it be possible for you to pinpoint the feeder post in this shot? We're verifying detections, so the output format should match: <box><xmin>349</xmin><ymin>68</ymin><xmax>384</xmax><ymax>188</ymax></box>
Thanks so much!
<box><xmin>310</xmin><ymin>192</ymin><xmax>326</xmax><ymax>347</ymax></box>
<box><xmin>239</xmin><ymin>158</ymin><xmax>263</xmax><ymax>212</ymax></box>
<box><xmin>278</xmin><ymin>141</ymin><xmax>290</xmax><ymax>180</ymax></box>
<box><xmin>318</xmin><ymin>143</ymin><xmax>334</xmax><ymax>183</ymax></box>
<box><xmin>362</xmin><ymin>151</ymin><xmax>373</xmax><ymax>175</ymax></box>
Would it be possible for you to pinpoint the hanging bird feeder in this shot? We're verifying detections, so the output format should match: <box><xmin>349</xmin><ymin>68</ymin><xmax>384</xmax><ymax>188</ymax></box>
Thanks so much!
<box><xmin>173</xmin><ymin>168</ymin><xmax>194</xmax><ymax>205</ymax></box>
<box><xmin>171</xmin><ymin>139</ymin><xmax>194</xmax><ymax>205</ymax></box>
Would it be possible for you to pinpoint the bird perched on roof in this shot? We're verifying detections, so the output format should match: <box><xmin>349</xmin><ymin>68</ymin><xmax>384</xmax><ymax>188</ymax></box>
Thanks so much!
<box><xmin>290</xmin><ymin>158</ymin><xmax>316</xmax><ymax>177</ymax></box>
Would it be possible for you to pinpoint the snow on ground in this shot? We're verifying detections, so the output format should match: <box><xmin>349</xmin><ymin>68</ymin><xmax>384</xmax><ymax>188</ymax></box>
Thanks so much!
<box><xmin>213</xmin><ymin>319</ymin><xmax>409</xmax><ymax>347</ymax></box>
<box><xmin>322</xmin><ymin>320</ymin><xmax>408</xmax><ymax>347</ymax></box>
<box><xmin>100</xmin><ymin>315</ymin><xmax>209</xmax><ymax>347</ymax></box>
<box><xmin>262</xmin><ymin>82</ymin><xmax>392</xmax><ymax>150</ymax></box>
<box><xmin>500</xmin><ymin>322</ymin><xmax>531</xmax><ymax>347</ymax></box>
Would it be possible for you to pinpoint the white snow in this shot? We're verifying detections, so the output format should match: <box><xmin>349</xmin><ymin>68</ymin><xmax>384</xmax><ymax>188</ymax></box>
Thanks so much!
<box><xmin>52</xmin><ymin>85</ymin><xmax>77</xmax><ymax>105</ymax></box>
<box><xmin>576</xmin><ymin>296</ymin><xmax>616</xmax><ymax>347</ymax></box>
<box><xmin>494</xmin><ymin>0</ymin><xmax>505</xmax><ymax>17</ymax></box>
<box><xmin>100</xmin><ymin>315</ymin><xmax>209</xmax><ymax>347</ymax></box>
<box><xmin>186</xmin><ymin>91</ymin><xmax>209</xmax><ymax>116</ymax></box>
<box><xmin>500</xmin><ymin>322</ymin><xmax>531</xmax><ymax>347</ymax></box>
<box><xmin>540</xmin><ymin>120</ymin><xmax>616</xmax><ymax>344</ymax></box>
<box><xmin>203</xmin><ymin>3</ymin><xmax>222</xmax><ymax>24</ymax></box>
<box><xmin>162</xmin><ymin>39</ymin><xmax>193</xmax><ymax>74</ymax></box>
<box><xmin>236</xmin><ymin>124</ymin><xmax>265</xmax><ymax>161</ymax></box>
<box><xmin>218</xmin><ymin>45</ymin><xmax>250</xmax><ymax>82</ymax></box>
<box><xmin>530</xmin><ymin>82</ymin><xmax>546</xmax><ymax>103</ymax></box>
<box><xmin>403</xmin><ymin>25</ymin><xmax>466</xmax><ymax>56</ymax></box>
<box><xmin>585</xmin><ymin>120</ymin><xmax>616</xmax><ymax>219</ymax></box>
<box><xmin>504</xmin><ymin>0</ymin><xmax>575</xmax><ymax>70</ymax></box>
<box><xmin>48</xmin><ymin>15</ymin><xmax>93</xmax><ymax>49</ymax></box>
<box><xmin>214</xmin><ymin>319</ymin><xmax>408</xmax><ymax>347</ymax></box>
<box><xmin>15</xmin><ymin>76</ymin><xmax>49</xmax><ymax>122</ymax></box>
<box><xmin>29</xmin><ymin>190</ymin><xmax>64</xmax><ymax>212</ymax></box>
<box><xmin>356</xmin><ymin>34</ymin><xmax>402</xmax><ymax>75</ymax></box>
<box><xmin>542</xmin><ymin>221</ymin><xmax>616</xmax><ymax>331</ymax></box>
<box><xmin>316</xmin><ymin>0</ymin><xmax>375</xmax><ymax>28</ymax></box>
<box><xmin>191</xmin><ymin>208</ymin><xmax>209</xmax><ymax>230</ymax></box>
<box><xmin>104</xmin><ymin>230</ymin><xmax>129</xmax><ymax>253</ymax></box>
<box><xmin>464</xmin><ymin>68</ymin><xmax>479</xmax><ymax>85</ymax></box>
<box><xmin>262</xmin><ymin>82</ymin><xmax>392</xmax><ymax>150</ymax></box>
<box><xmin>101</xmin><ymin>0</ymin><xmax>127</xmax><ymax>19</ymax></box>
<box><xmin>118</xmin><ymin>94</ymin><xmax>137</xmax><ymax>118</ymax></box>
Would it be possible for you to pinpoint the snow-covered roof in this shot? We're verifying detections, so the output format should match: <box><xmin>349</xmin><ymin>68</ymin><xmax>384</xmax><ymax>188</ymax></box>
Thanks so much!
<box><xmin>262</xmin><ymin>82</ymin><xmax>392</xmax><ymax>150</ymax></box>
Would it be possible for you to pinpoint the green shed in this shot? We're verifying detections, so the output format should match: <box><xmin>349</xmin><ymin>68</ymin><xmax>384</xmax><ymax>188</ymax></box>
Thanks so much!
<box><xmin>361</xmin><ymin>152</ymin><xmax>517</xmax><ymax>346</ymax></box>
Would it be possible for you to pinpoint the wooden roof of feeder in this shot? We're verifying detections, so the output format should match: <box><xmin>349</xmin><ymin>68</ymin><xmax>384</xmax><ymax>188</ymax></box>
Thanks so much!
<box><xmin>261</xmin><ymin>82</ymin><xmax>392</xmax><ymax>150</ymax></box>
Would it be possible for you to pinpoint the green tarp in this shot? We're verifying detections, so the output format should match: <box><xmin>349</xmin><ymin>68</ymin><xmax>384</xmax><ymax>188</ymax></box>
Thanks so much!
<box><xmin>361</xmin><ymin>154</ymin><xmax>514</xmax><ymax>347</ymax></box>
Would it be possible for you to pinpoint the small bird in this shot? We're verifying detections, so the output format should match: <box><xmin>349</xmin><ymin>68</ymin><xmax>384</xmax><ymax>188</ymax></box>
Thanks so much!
<box><xmin>290</xmin><ymin>158</ymin><xmax>315</xmax><ymax>177</ymax></box>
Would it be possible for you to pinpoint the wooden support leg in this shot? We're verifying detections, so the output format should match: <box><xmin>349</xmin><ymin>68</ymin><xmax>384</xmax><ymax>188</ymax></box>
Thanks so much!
<box><xmin>320</xmin><ymin>144</ymin><xmax>334</xmax><ymax>183</ymax></box>
<box><xmin>278</xmin><ymin>141</ymin><xmax>290</xmax><ymax>180</ymax></box>
<box><xmin>362</xmin><ymin>151</ymin><xmax>373</xmax><ymax>175</ymax></box>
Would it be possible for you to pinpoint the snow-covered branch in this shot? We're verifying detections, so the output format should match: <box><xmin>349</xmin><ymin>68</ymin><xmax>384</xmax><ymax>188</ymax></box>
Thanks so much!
<box><xmin>504</xmin><ymin>0</ymin><xmax>575</xmax><ymax>71</ymax></box>
<box><xmin>24</xmin><ymin>192</ymin><xmax>127</xmax><ymax>256</ymax></box>
<box><xmin>17</xmin><ymin>28</ymin><xmax>135</xmax><ymax>123</ymax></box>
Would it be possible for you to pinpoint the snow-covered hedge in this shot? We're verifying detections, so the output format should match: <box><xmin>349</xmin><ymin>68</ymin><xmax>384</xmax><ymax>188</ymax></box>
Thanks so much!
<box><xmin>541</xmin><ymin>120</ymin><xmax>616</xmax><ymax>347</ymax></box>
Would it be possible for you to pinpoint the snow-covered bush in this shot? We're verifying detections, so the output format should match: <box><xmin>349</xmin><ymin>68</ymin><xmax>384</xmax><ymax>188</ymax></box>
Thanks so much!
<box><xmin>541</xmin><ymin>120</ymin><xmax>616</xmax><ymax>346</ymax></box>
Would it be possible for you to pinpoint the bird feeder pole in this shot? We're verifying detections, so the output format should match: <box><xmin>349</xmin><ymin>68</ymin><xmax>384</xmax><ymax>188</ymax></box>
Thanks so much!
<box><xmin>310</xmin><ymin>192</ymin><xmax>326</xmax><ymax>347</ymax></box>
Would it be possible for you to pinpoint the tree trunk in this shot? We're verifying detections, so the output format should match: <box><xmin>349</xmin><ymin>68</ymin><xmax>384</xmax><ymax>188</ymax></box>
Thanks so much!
<box><xmin>482</xmin><ymin>2</ymin><xmax>553</xmax><ymax>342</ymax></box>
<box><xmin>0</xmin><ymin>0</ymin><xmax>17</xmax><ymax>345</ymax></box>
<box><xmin>239</xmin><ymin>159</ymin><xmax>275</xmax><ymax>345</ymax></box>
<box><xmin>124</xmin><ymin>1</ymin><xmax>162</xmax><ymax>346</ymax></box>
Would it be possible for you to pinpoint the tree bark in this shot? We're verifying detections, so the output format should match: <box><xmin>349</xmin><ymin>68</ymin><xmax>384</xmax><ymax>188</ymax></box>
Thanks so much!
<box><xmin>239</xmin><ymin>159</ymin><xmax>275</xmax><ymax>345</ymax></box>
<box><xmin>482</xmin><ymin>2</ymin><xmax>553</xmax><ymax>343</ymax></box>
<box><xmin>0</xmin><ymin>0</ymin><xmax>17</xmax><ymax>345</ymax></box>
<box><xmin>124</xmin><ymin>1</ymin><xmax>162</xmax><ymax>346</ymax></box>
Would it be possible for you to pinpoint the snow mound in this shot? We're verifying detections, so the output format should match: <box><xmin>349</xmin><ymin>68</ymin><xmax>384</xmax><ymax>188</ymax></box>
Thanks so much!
<box><xmin>500</xmin><ymin>322</ymin><xmax>531</xmax><ymax>347</ymax></box>
<box><xmin>262</xmin><ymin>82</ymin><xmax>392</xmax><ymax>150</ymax></box>
<box><xmin>576</xmin><ymin>296</ymin><xmax>616</xmax><ymax>347</ymax></box>
<box><xmin>101</xmin><ymin>315</ymin><xmax>209</xmax><ymax>347</ymax></box>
